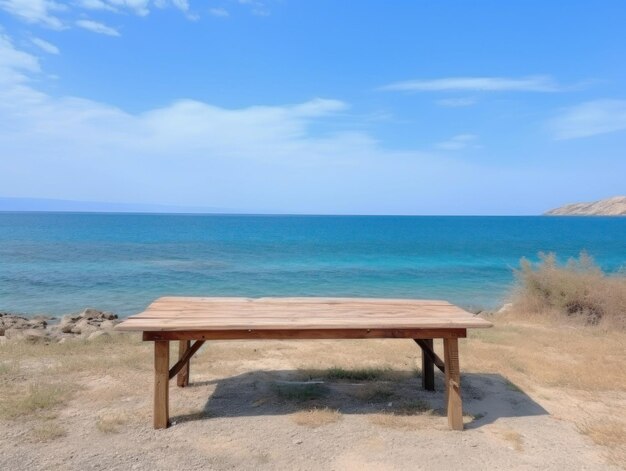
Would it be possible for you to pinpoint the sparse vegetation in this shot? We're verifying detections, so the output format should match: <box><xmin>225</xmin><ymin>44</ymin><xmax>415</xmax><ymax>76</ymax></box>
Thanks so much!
<box><xmin>272</xmin><ymin>382</ymin><xmax>329</xmax><ymax>401</ymax></box>
<box><xmin>0</xmin><ymin>383</ymin><xmax>70</xmax><ymax>420</ymax></box>
<box><xmin>393</xmin><ymin>399</ymin><xmax>433</xmax><ymax>415</ymax></box>
<box><xmin>317</xmin><ymin>367</ymin><xmax>389</xmax><ymax>381</ymax></box>
<box><xmin>578</xmin><ymin>420</ymin><xmax>626</xmax><ymax>466</ymax></box>
<box><xmin>495</xmin><ymin>428</ymin><xmax>524</xmax><ymax>451</ymax></box>
<box><xmin>512</xmin><ymin>252</ymin><xmax>626</xmax><ymax>329</ymax></box>
<box><xmin>291</xmin><ymin>408</ymin><xmax>341</xmax><ymax>427</ymax></box>
<box><xmin>96</xmin><ymin>412</ymin><xmax>129</xmax><ymax>433</ymax></box>
<box><xmin>31</xmin><ymin>421</ymin><xmax>67</xmax><ymax>442</ymax></box>
<box><xmin>349</xmin><ymin>383</ymin><xmax>395</xmax><ymax>402</ymax></box>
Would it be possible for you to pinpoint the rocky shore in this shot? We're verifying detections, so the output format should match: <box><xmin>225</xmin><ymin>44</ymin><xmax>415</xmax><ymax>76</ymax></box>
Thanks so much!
<box><xmin>0</xmin><ymin>308</ymin><xmax>120</xmax><ymax>343</ymax></box>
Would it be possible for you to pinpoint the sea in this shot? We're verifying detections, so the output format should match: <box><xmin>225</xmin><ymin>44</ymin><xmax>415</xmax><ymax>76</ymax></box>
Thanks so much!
<box><xmin>1</xmin><ymin>213</ymin><xmax>625</xmax><ymax>317</ymax></box>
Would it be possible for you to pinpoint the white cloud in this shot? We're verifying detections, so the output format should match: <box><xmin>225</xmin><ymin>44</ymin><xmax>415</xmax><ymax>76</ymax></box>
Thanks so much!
<box><xmin>381</xmin><ymin>75</ymin><xmax>561</xmax><ymax>93</ymax></box>
<box><xmin>5</xmin><ymin>33</ymin><xmax>608</xmax><ymax>215</ymax></box>
<box><xmin>76</xmin><ymin>19</ymin><xmax>120</xmax><ymax>36</ymax></box>
<box><xmin>169</xmin><ymin>0</ymin><xmax>189</xmax><ymax>12</ymax></box>
<box><xmin>1</xmin><ymin>0</ymin><xmax>197</xmax><ymax>31</ymax></box>
<box><xmin>0</xmin><ymin>34</ymin><xmax>40</xmax><ymax>85</ymax></box>
<box><xmin>435</xmin><ymin>134</ymin><xmax>479</xmax><ymax>151</ymax></box>
<box><xmin>0</xmin><ymin>33</ymin><xmax>472</xmax><ymax>214</ymax></box>
<box><xmin>435</xmin><ymin>97</ymin><xmax>477</xmax><ymax>107</ymax></box>
<box><xmin>77</xmin><ymin>0</ymin><xmax>119</xmax><ymax>12</ymax></box>
<box><xmin>209</xmin><ymin>7</ymin><xmax>229</xmax><ymax>17</ymax></box>
<box><xmin>549</xmin><ymin>99</ymin><xmax>626</xmax><ymax>140</ymax></box>
<box><xmin>31</xmin><ymin>37</ymin><xmax>60</xmax><ymax>54</ymax></box>
<box><xmin>0</xmin><ymin>0</ymin><xmax>66</xmax><ymax>29</ymax></box>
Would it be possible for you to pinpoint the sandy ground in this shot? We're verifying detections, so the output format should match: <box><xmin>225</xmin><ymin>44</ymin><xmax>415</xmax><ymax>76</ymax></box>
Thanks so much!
<box><xmin>0</xmin><ymin>318</ymin><xmax>624</xmax><ymax>470</ymax></box>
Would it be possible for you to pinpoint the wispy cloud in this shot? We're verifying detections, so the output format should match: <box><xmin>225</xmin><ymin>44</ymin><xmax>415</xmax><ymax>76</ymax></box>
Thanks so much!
<box><xmin>76</xmin><ymin>0</ymin><xmax>120</xmax><ymax>13</ymax></box>
<box><xmin>435</xmin><ymin>134</ymin><xmax>479</xmax><ymax>151</ymax></box>
<box><xmin>0</xmin><ymin>33</ymin><xmax>485</xmax><ymax>215</ymax></box>
<box><xmin>76</xmin><ymin>19</ymin><xmax>120</xmax><ymax>36</ymax></box>
<box><xmin>1</xmin><ymin>0</ymin><xmax>196</xmax><ymax>32</ymax></box>
<box><xmin>435</xmin><ymin>97</ymin><xmax>477</xmax><ymax>107</ymax></box>
<box><xmin>209</xmin><ymin>7</ymin><xmax>229</xmax><ymax>17</ymax></box>
<box><xmin>31</xmin><ymin>37</ymin><xmax>60</xmax><ymax>54</ymax></box>
<box><xmin>549</xmin><ymin>99</ymin><xmax>626</xmax><ymax>140</ymax></box>
<box><xmin>381</xmin><ymin>75</ymin><xmax>561</xmax><ymax>93</ymax></box>
<box><xmin>0</xmin><ymin>0</ymin><xmax>66</xmax><ymax>29</ymax></box>
<box><xmin>0</xmin><ymin>33</ymin><xmax>40</xmax><ymax>85</ymax></box>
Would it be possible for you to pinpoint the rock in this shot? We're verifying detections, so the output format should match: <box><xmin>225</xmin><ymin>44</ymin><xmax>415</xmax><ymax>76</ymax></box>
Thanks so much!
<box><xmin>22</xmin><ymin>329</ymin><xmax>50</xmax><ymax>344</ymax></box>
<box><xmin>72</xmin><ymin>319</ymin><xmax>99</xmax><ymax>336</ymax></box>
<box><xmin>0</xmin><ymin>313</ymin><xmax>29</xmax><ymax>335</ymax></box>
<box><xmin>100</xmin><ymin>320</ymin><xmax>116</xmax><ymax>331</ymax></box>
<box><xmin>58</xmin><ymin>317</ymin><xmax>75</xmax><ymax>334</ymax></box>
<box><xmin>1</xmin><ymin>308</ymin><xmax>119</xmax><ymax>342</ymax></box>
<box><xmin>4</xmin><ymin>328</ymin><xmax>25</xmax><ymax>340</ymax></box>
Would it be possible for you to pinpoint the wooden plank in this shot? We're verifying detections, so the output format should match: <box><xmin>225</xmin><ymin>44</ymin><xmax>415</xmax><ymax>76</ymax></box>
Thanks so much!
<box><xmin>176</xmin><ymin>340</ymin><xmax>190</xmax><ymax>387</ymax></box>
<box><xmin>151</xmin><ymin>296</ymin><xmax>453</xmax><ymax>305</ymax></box>
<box><xmin>116</xmin><ymin>297</ymin><xmax>493</xmax><ymax>333</ymax></box>
<box><xmin>444</xmin><ymin>337</ymin><xmax>463</xmax><ymax>431</ymax></box>
<box><xmin>143</xmin><ymin>328</ymin><xmax>467</xmax><ymax>341</ymax></box>
<box><xmin>414</xmin><ymin>339</ymin><xmax>445</xmax><ymax>373</ymax></box>
<box><xmin>120</xmin><ymin>319</ymin><xmax>486</xmax><ymax>331</ymax></box>
<box><xmin>170</xmin><ymin>340</ymin><xmax>205</xmax><ymax>381</ymax></box>
<box><xmin>418</xmin><ymin>338</ymin><xmax>435</xmax><ymax>391</ymax></box>
<box><xmin>154</xmin><ymin>341</ymin><xmax>170</xmax><ymax>429</ymax></box>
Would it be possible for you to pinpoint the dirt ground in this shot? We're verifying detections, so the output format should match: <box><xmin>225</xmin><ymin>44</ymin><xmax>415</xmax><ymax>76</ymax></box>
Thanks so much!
<box><xmin>1</xmin><ymin>316</ymin><xmax>624</xmax><ymax>470</ymax></box>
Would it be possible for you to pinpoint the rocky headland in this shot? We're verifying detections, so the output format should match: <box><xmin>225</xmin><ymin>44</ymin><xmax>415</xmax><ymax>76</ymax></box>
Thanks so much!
<box><xmin>545</xmin><ymin>195</ymin><xmax>626</xmax><ymax>216</ymax></box>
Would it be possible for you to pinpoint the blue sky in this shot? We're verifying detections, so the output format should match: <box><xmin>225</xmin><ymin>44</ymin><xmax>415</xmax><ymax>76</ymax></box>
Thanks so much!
<box><xmin>0</xmin><ymin>1</ymin><xmax>625</xmax><ymax>214</ymax></box>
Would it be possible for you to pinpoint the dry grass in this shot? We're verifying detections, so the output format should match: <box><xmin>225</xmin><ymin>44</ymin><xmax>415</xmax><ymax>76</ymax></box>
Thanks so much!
<box><xmin>291</xmin><ymin>408</ymin><xmax>342</xmax><ymax>428</ymax></box>
<box><xmin>0</xmin><ymin>383</ymin><xmax>71</xmax><ymax>420</ymax></box>
<box><xmin>1</xmin><ymin>307</ymin><xmax>624</xmax><ymax>466</ymax></box>
<box><xmin>348</xmin><ymin>383</ymin><xmax>395</xmax><ymax>402</ymax></box>
<box><xmin>31</xmin><ymin>421</ymin><xmax>67</xmax><ymax>442</ymax></box>
<box><xmin>96</xmin><ymin>412</ymin><xmax>130</xmax><ymax>433</ymax></box>
<box><xmin>494</xmin><ymin>428</ymin><xmax>524</xmax><ymax>451</ymax></box>
<box><xmin>272</xmin><ymin>382</ymin><xmax>329</xmax><ymax>402</ymax></box>
<box><xmin>368</xmin><ymin>413</ymin><xmax>436</xmax><ymax>430</ymax></box>
<box><xmin>579</xmin><ymin>420</ymin><xmax>626</xmax><ymax>466</ymax></box>
<box><xmin>315</xmin><ymin>367</ymin><xmax>389</xmax><ymax>381</ymax></box>
<box><xmin>511</xmin><ymin>252</ymin><xmax>626</xmax><ymax>329</ymax></box>
<box><xmin>466</xmin><ymin>318</ymin><xmax>626</xmax><ymax>392</ymax></box>
<box><xmin>465</xmin><ymin>261</ymin><xmax>626</xmax><ymax>468</ymax></box>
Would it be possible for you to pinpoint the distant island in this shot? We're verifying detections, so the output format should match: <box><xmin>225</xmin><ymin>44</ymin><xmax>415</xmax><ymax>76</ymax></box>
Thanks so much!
<box><xmin>545</xmin><ymin>196</ymin><xmax>626</xmax><ymax>216</ymax></box>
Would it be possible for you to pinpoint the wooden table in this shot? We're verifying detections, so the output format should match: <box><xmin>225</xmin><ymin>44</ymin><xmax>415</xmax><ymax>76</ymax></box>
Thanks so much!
<box><xmin>115</xmin><ymin>297</ymin><xmax>492</xmax><ymax>430</ymax></box>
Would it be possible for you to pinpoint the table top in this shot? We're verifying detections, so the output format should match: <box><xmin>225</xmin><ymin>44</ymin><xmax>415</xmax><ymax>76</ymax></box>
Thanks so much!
<box><xmin>115</xmin><ymin>297</ymin><xmax>493</xmax><ymax>332</ymax></box>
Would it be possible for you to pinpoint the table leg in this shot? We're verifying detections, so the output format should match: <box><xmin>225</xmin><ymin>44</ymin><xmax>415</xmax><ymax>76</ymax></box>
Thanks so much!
<box><xmin>443</xmin><ymin>337</ymin><xmax>463</xmax><ymax>430</ymax></box>
<box><xmin>177</xmin><ymin>340</ymin><xmax>191</xmax><ymax>387</ymax></box>
<box><xmin>420</xmin><ymin>338</ymin><xmax>435</xmax><ymax>391</ymax></box>
<box><xmin>154</xmin><ymin>340</ymin><xmax>170</xmax><ymax>429</ymax></box>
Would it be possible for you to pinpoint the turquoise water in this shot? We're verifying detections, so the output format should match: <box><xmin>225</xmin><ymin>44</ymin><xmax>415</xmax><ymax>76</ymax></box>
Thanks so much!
<box><xmin>1</xmin><ymin>213</ymin><xmax>625</xmax><ymax>316</ymax></box>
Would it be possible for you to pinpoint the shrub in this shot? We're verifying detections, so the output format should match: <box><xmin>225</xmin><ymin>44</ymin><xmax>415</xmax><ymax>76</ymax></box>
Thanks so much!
<box><xmin>512</xmin><ymin>252</ymin><xmax>626</xmax><ymax>329</ymax></box>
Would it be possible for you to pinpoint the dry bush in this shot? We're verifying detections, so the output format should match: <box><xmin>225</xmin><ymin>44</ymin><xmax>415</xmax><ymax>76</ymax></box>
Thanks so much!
<box><xmin>291</xmin><ymin>408</ymin><xmax>341</xmax><ymax>428</ymax></box>
<box><xmin>511</xmin><ymin>252</ymin><xmax>626</xmax><ymax>329</ymax></box>
<box><xmin>96</xmin><ymin>412</ymin><xmax>129</xmax><ymax>433</ymax></box>
<box><xmin>30</xmin><ymin>421</ymin><xmax>67</xmax><ymax>442</ymax></box>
